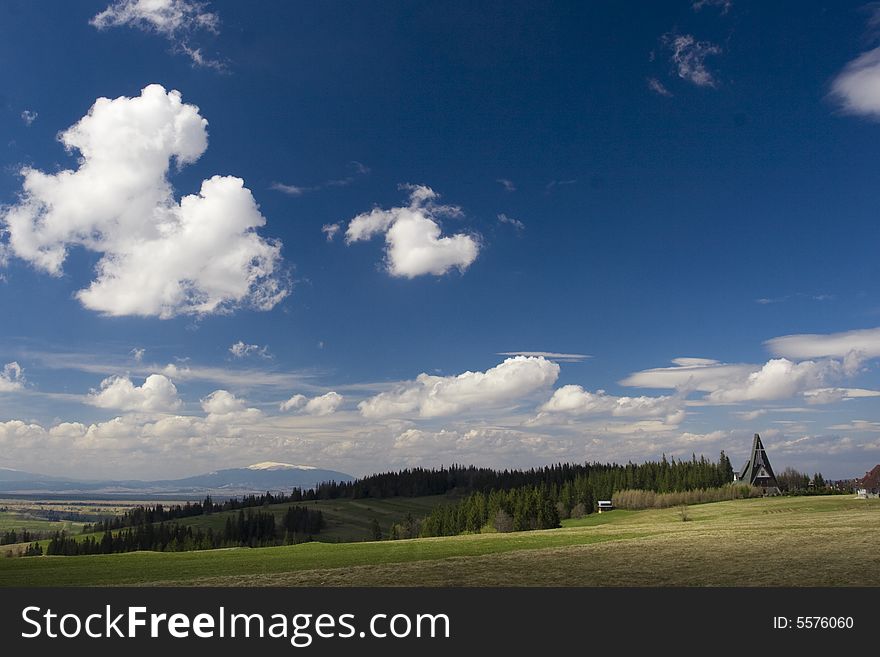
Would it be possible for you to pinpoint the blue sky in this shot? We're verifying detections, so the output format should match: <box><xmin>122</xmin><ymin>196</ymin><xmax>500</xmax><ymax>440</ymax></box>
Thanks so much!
<box><xmin>1</xmin><ymin>0</ymin><xmax>880</xmax><ymax>480</ymax></box>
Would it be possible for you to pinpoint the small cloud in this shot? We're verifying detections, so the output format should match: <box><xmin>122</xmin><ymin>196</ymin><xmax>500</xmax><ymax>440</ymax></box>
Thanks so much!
<box><xmin>280</xmin><ymin>391</ymin><xmax>343</xmax><ymax>415</ymax></box>
<box><xmin>647</xmin><ymin>78</ymin><xmax>673</xmax><ymax>97</ymax></box>
<box><xmin>496</xmin><ymin>178</ymin><xmax>516</xmax><ymax>192</ymax></box>
<box><xmin>756</xmin><ymin>293</ymin><xmax>835</xmax><ymax>305</ymax></box>
<box><xmin>90</xmin><ymin>0</ymin><xmax>224</xmax><ymax>69</ymax></box>
<box><xmin>130</xmin><ymin>347</ymin><xmax>145</xmax><ymax>363</ymax></box>
<box><xmin>272</xmin><ymin>161</ymin><xmax>370</xmax><ymax>197</ymax></box>
<box><xmin>497</xmin><ymin>351</ymin><xmax>590</xmax><ymax>363</ymax></box>
<box><xmin>545</xmin><ymin>179</ymin><xmax>577</xmax><ymax>192</ymax></box>
<box><xmin>322</xmin><ymin>223</ymin><xmax>341</xmax><ymax>242</ymax></box>
<box><xmin>661</xmin><ymin>33</ymin><xmax>722</xmax><ymax>88</ymax></box>
<box><xmin>229</xmin><ymin>341</ymin><xmax>272</xmax><ymax>359</ymax></box>
<box><xmin>827</xmin><ymin>420</ymin><xmax>880</xmax><ymax>432</ymax></box>
<box><xmin>350</xmin><ymin>161</ymin><xmax>371</xmax><ymax>175</ymax></box>
<box><xmin>271</xmin><ymin>182</ymin><xmax>307</xmax><ymax>196</ymax></box>
<box><xmin>804</xmin><ymin>387</ymin><xmax>880</xmax><ymax>405</ymax></box>
<box><xmin>497</xmin><ymin>213</ymin><xmax>525</xmax><ymax>232</ymax></box>
<box><xmin>0</xmin><ymin>362</ymin><xmax>25</xmax><ymax>392</ymax></box>
<box><xmin>733</xmin><ymin>409</ymin><xmax>767</xmax><ymax>421</ymax></box>
<box><xmin>279</xmin><ymin>394</ymin><xmax>307</xmax><ymax>412</ymax></box>
<box><xmin>20</xmin><ymin>110</ymin><xmax>37</xmax><ymax>126</ymax></box>
<box><xmin>692</xmin><ymin>0</ymin><xmax>732</xmax><ymax>14</ymax></box>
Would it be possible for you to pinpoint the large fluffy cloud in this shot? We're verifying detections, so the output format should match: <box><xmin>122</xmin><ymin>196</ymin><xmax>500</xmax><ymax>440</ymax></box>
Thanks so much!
<box><xmin>1</xmin><ymin>84</ymin><xmax>287</xmax><ymax>318</ymax></box>
<box><xmin>343</xmin><ymin>185</ymin><xmax>480</xmax><ymax>278</ymax></box>
<box><xmin>87</xmin><ymin>374</ymin><xmax>182</xmax><ymax>412</ymax></box>
<box><xmin>358</xmin><ymin>356</ymin><xmax>559</xmax><ymax>419</ymax></box>
<box><xmin>703</xmin><ymin>358</ymin><xmax>840</xmax><ymax>403</ymax></box>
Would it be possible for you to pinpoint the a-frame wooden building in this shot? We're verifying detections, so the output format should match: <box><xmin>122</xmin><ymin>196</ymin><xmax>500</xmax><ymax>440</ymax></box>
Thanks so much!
<box><xmin>734</xmin><ymin>433</ymin><xmax>780</xmax><ymax>494</ymax></box>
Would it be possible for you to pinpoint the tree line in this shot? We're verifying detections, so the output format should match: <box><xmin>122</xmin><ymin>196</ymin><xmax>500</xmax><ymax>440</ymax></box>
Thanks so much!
<box><xmin>83</xmin><ymin>492</ymin><xmax>313</xmax><ymax>534</ymax></box>
<box><xmin>43</xmin><ymin>506</ymin><xmax>324</xmax><ymax>557</ymax></box>
<box><xmin>306</xmin><ymin>452</ymin><xmax>736</xmax><ymax>501</ymax></box>
<box><xmin>1</xmin><ymin>529</ymin><xmax>49</xmax><ymax>546</ymax></box>
<box><xmin>416</xmin><ymin>453</ymin><xmax>736</xmax><ymax>537</ymax></box>
<box><xmin>776</xmin><ymin>468</ymin><xmax>848</xmax><ymax>494</ymax></box>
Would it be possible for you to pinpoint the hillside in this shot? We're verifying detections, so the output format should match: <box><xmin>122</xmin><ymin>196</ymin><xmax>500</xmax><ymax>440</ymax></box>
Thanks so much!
<box><xmin>2</xmin><ymin>495</ymin><xmax>878</xmax><ymax>586</ymax></box>
<box><xmin>163</xmin><ymin>494</ymin><xmax>452</xmax><ymax>543</ymax></box>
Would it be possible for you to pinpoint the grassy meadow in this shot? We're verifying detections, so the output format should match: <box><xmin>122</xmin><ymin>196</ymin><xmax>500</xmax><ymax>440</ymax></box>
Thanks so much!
<box><xmin>2</xmin><ymin>495</ymin><xmax>879</xmax><ymax>586</ymax></box>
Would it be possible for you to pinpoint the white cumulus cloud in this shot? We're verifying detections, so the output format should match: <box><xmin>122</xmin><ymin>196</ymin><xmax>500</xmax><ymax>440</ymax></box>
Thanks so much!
<box><xmin>87</xmin><ymin>374</ymin><xmax>182</xmax><ymax>412</ymax></box>
<box><xmin>358</xmin><ymin>356</ymin><xmax>559</xmax><ymax>419</ymax></box>
<box><xmin>279</xmin><ymin>394</ymin><xmax>307</xmax><ymax>412</ymax></box>
<box><xmin>343</xmin><ymin>185</ymin><xmax>480</xmax><ymax>278</ymax></box>
<box><xmin>280</xmin><ymin>391</ymin><xmax>343</xmax><ymax>415</ymax></box>
<box><xmin>704</xmin><ymin>358</ymin><xmax>840</xmax><ymax>403</ymax></box>
<box><xmin>303</xmin><ymin>391</ymin><xmax>343</xmax><ymax>416</ymax></box>
<box><xmin>1</xmin><ymin>84</ymin><xmax>287</xmax><ymax>318</ymax></box>
<box><xmin>538</xmin><ymin>385</ymin><xmax>681</xmax><ymax>418</ymax></box>
<box><xmin>200</xmin><ymin>389</ymin><xmax>245</xmax><ymax>415</ymax></box>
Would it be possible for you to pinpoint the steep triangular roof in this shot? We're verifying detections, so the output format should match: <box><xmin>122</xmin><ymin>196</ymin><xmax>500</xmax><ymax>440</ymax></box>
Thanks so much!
<box><xmin>858</xmin><ymin>465</ymin><xmax>880</xmax><ymax>489</ymax></box>
<box><xmin>738</xmin><ymin>433</ymin><xmax>779</xmax><ymax>489</ymax></box>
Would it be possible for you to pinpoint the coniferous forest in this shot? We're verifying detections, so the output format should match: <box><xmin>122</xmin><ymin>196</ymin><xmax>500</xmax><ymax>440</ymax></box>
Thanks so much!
<box><xmin>45</xmin><ymin>506</ymin><xmax>324</xmax><ymax>556</ymax></box>
<box><xmin>417</xmin><ymin>453</ymin><xmax>737</xmax><ymax>537</ymax></box>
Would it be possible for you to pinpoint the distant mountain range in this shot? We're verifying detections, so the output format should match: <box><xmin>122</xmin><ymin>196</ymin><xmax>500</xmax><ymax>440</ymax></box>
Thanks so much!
<box><xmin>0</xmin><ymin>462</ymin><xmax>354</xmax><ymax>498</ymax></box>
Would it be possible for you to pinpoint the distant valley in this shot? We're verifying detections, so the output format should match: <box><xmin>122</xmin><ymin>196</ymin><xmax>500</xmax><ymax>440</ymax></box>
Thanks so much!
<box><xmin>0</xmin><ymin>463</ymin><xmax>354</xmax><ymax>498</ymax></box>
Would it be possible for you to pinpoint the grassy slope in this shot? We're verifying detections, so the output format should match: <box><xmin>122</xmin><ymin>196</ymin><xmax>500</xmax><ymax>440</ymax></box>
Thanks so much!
<box><xmin>178</xmin><ymin>495</ymin><xmax>452</xmax><ymax>543</ymax></box>
<box><xmin>2</xmin><ymin>495</ymin><xmax>879</xmax><ymax>587</ymax></box>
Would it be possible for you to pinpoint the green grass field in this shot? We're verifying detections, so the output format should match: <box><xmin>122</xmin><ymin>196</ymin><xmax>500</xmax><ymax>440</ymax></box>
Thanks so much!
<box><xmin>2</xmin><ymin>495</ymin><xmax>879</xmax><ymax>587</ymax></box>
<box><xmin>0</xmin><ymin>510</ymin><xmax>86</xmax><ymax>535</ymax></box>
